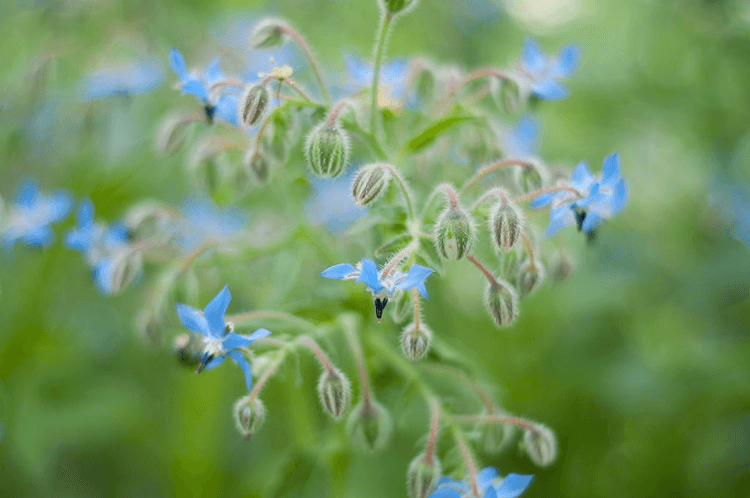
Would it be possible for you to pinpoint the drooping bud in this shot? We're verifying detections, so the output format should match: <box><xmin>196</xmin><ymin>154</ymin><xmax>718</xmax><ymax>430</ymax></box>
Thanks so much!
<box><xmin>234</xmin><ymin>396</ymin><xmax>267</xmax><ymax>440</ymax></box>
<box><xmin>305</xmin><ymin>122</ymin><xmax>349</xmax><ymax>178</ymax></box>
<box><xmin>97</xmin><ymin>251</ymin><xmax>143</xmax><ymax>296</ymax></box>
<box><xmin>517</xmin><ymin>259</ymin><xmax>545</xmax><ymax>298</ymax></box>
<box><xmin>550</xmin><ymin>253</ymin><xmax>575</xmax><ymax>283</ymax></box>
<box><xmin>240</xmin><ymin>84</ymin><xmax>270</xmax><ymax>127</ymax></box>
<box><xmin>484</xmin><ymin>279</ymin><xmax>519</xmax><ymax>328</ymax></box>
<box><xmin>489</xmin><ymin>200</ymin><xmax>524</xmax><ymax>252</ymax></box>
<box><xmin>317</xmin><ymin>367</ymin><xmax>352</xmax><ymax>419</ymax></box>
<box><xmin>351</xmin><ymin>163</ymin><xmax>391</xmax><ymax>206</ymax></box>
<box><xmin>400</xmin><ymin>322</ymin><xmax>433</xmax><ymax>362</ymax></box>
<box><xmin>490</xmin><ymin>75</ymin><xmax>522</xmax><ymax>114</ymax></box>
<box><xmin>515</xmin><ymin>161</ymin><xmax>547</xmax><ymax>194</ymax></box>
<box><xmin>155</xmin><ymin>112</ymin><xmax>192</xmax><ymax>155</ymax></box>
<box><xmin>523</xmin><ymin>423</ymin><xmax>558</xmax><ymax>467</ymax></box>
<box><xmin>380</xmin><ymin>0</ymin><xmax>418</xmax><ymax>15</ymax></box>
<box><xmin>407</xmin><ymin>454</ymin><xmax>442</xmax><ymax>498</ymax></box>
<box><xmin>346</xmin><ymin>399</ymin><xmax>393</xmax><ymax>452</ymax></box>
<box><xmin>249</xmin><ymin>18</ymin><xmax>289</xmax><ymax>49</ymax></box>
<box><xmin>434</xmin><ymin>205</ymin><xmax>476</xmax><ymax>260</ymax></box>
<box><xmin>243</xmin><ymin>149</ymin><xmax>270</xmax><ymax>186</ymax></box>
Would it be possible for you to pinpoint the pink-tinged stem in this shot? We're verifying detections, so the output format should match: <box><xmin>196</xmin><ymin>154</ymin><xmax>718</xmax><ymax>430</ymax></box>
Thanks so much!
<box><xmin>297</xmin><ymin>335</ymin><xmax>334</xmax><ymax>373</ymax></box>
<box><xmin>454</xmin><ymin>430</ymin><xmax>480</xmax><ymax>497</ymax></box>
<box><xmin>466</xmin><ymin>254</ymin><xmax>498</xmax><ymax>286</ymax></box>
<box><xmin>521</xmin><ymin>232</ymin><xmax>537</xmax><ymax>268</ymax></box>
<box><xmin>248</xmin><ymin>353</ymin><xmax>285</xmax><ymax>402</ymax></box>
<box><xmin>455</xmin><ymin>415</ymin><xmax>540</xmax><ymax>433</ymax></box>
<box><xmin>346</xmin><ymin>329</ymin><xmax>372</xmax><ymax>406</ymax></box>
<box><xmin>326</xmin><ymin>100</ymin><xmax>348</xmax><ymax>126</ymax></box>
<box><xmin>279</xmin><ymin>25</ymin><xmax>330</xmax><ymax>105</ymax></box>
<box><xmin>381</xmin><ymin>239</ymin><xmax>419</xmax><ymax>279</ymax></box>
<box><xmin>424</xmin><ymin>399</ymin><xmax>440</xmax><ymax>465</ymax></box>
<box><xmin>514</xmin><ymin>185</ymin><xmax>582</xmax><ymax>204</ymax></box>
<box><xmin>460</xmin><ymin>158</ymin><xmax>535</xmax><ymax>195</ymax></box>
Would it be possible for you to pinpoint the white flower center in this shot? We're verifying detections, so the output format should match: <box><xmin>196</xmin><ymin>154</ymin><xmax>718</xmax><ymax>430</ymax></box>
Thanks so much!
<box><xmin>203</xmin><ymin>336</ymin><xmax>225</xmax><ymax>358</ymax></box>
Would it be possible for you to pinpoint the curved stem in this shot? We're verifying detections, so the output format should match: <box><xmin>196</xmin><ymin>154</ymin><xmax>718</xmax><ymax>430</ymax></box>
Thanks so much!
<box><xmin>514</xmin><ymin>184</ymin><xmax>582</xmax><ymax>203</ymax></box>
<box><xmin>453</xmin><ymin>430</ymin><xmax>480</xmax><ymax>497</ymax></box>
<box><xmin>466</xmin><ymin>254</ymin><xmax>498</xmax><ymax>286</ymax></box>
<box><xmin>226</xmin><ymin>310</ymin><xmax>315</xmax><ymax>330</ymax></box>
<box><xmin>459</xmin><ymin>158</ymin><xmax>535</xmax><ymax>196</ymax></box>
<box><xmin>382</xmin><ymin>239</ymin><xmax>419</xmax><ymax>279</ymax></box>
<box><xmin>412</xmin><ymin>288</ymin><xmax>421</xmax><ymax>329</ymax></box>
<box><xmin>346</xmin><ymin>329</ymin><xmax>372</xmax><ymax>406</ymax></box>
<box><xmin>326</xmin><ymin>100</ymin><xmax>349</xmax><ymax>125</ymax></box>
<box><xmin>370</xmin><ymin>13</ymin><xmax>393</xmax><ymax>133</ymax></box>
<box><xmin>439</xmin><ymin>183</ymin><xmax>459</xmax><ymax>209</ymax></box>
<box><xmin>419</xmin><ymin>364</ymin><xmax>495</xmax><ymax>414</ymax></box>
<box><xmin>424</xmin><ymin>399</ymin><xmax>440</xmax><ymax>465</ymax></box>
<box><xmin>455</xmin><ymin>415</ymin><xmax>540</xmax><ymax>433</ymax></box>
<box><xmin>381</xmin><ymin>163</ymin><xmax>415</xmax><ymax>219</ymax></box>
<box><xmin>248</xmin><ymin>352</ymin><xmax>287</xmax><ymax>402</ymax></box>
<box><xmin>297</xmin><ymin>335</ymin><xmax>334</xmax><ymax>373</ymax></box>
<box><xmin>470</xmin><ymin>188</ymin><xmax>509</xmax><ymax>212</ymax></box>
<box><xmin>279</xmin><ymin>25</ymin><xmax>330</xmax><ymax>105</ymax></box>
<box><xmin>521</xmin><ymin>232</ymin><xmax>536</xmax><ymax>268</ymax></box>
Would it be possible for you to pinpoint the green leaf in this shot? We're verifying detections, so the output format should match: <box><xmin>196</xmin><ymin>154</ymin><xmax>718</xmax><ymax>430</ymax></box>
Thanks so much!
<box><xmin>402</xmin><ymin>109</ymin><xmax>480</xmax><ymax>153</ymax></box>
<box><xmin>375</xmin><ymin>233</ymin><xmax>413</xmax><ymax>258</ymax></box>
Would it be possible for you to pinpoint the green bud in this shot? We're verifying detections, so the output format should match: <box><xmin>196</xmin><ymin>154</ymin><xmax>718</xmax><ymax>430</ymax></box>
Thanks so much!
<box><xmin>489</xmin><ymin>200</ymin><xmax>524</xmax><ymax>252</ymax></box>
<box><xmin>407</xmin><ymin>454</ymin><xmax>441</xmax><ymax>498</ymax></box>
<box><xmin>413</xmin><ymin>62</ymin><xmax>436</xmax><ymax>107</ymax></box>
<box><xmin>234</xmin><ymin>396</ymin><xmax>266</xmax><ymax>440</ymax></box>
<box><xmin>400</xmin><ymin>322</ymin><xmax>432</xmax><ymax>362</ymax></box>
<box><xmin>380</xmin><ymin>0</ymin><xmax>418</xmax><ymax>15</ymax></box>
<box><xmin>346</xmin><ymin>399</ymin><xmax>393</xmax><ymax>452</ymax></box>
<box><xmin>155</xmin><ymin>112</ymin><xmax>191</xmax><ymax>155</ymax></box>
<box><xmin>515</xmin><ymin>161</ymin><xmax>547</xmax><ymax>194</ymax></box>
<box><xmin>317</xmin><ymin>367</ymin><xmax>352</xmax><ymax>419</ymax></box>
<box><xmin>490</xmin><ymin>75</ymin><xmax>522</xmax><ymax>114</ymax></box>
<box><xmin>106</xmin><ymin>251</ymin><xmax>143</xmax><ymax>296</ymax></box>
<box><xmin>352</xmin><ymin>163</ymin><xmax>391</xmax><ymax>206</ymax></box>
<box><xmin>550</xmin><ymin>253</ymin><xmax>575</xmax><ymax>283</ymax></box>
<box><xmin>240</xmin><ymin>84</ymin><xmax>270</xmax><ymax>127</ymax></box>
<box><xmin>434</xmin><ymin>205</ymin><xmax>476</xmax><ymax>260</ymax></box>
<box><xmin>305</xmin><ymin>122</ymin><xmax>349</xmax><ymax>178</ymax></box>
<box><xmin>517</xmin><ymin>259</ymin><xmax>545</xmax><ymax>298</ymax></box>
<box><xmin>523</xmin><ymin>423</ymin><xmax>558</xmax><ymax>467</ymax></box>
<box><xmin>249</xmin><ymin>18</ymin><xmax>289</xmax><ymax>49</ymax></box>
<box><xmin>484</xmin><ymin>279</ymin><xmax>519</xmax><ymax>328</ymax></box>
<box><xmin>243</xmin><ymin>149</ymin><xmax>270</xmax><ymax>186</ymax></box>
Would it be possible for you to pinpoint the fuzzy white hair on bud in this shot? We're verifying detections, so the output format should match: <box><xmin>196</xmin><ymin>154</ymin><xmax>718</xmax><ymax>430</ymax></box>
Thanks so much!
<box><xmin>234</xmin><ymin>396</ymin><xmax>267</xmax><ymax>441</ymax></box>
<box><xmin>524</xmin><ymin>423</ymin><xmax>558</xmax><ymax>467</ymax></box>
<box><xmin>433</xmin><ymin>205</ymin><xmax>476</xmax><ymax>260</ymax></box>
<box><xmin>351</xmin><ymin>163</ymin><xmax>392</xmax><ymax>206</ymax></box>
<box><xmin>346</xmin><ymin>399</ymin><xmax>393</xmax><ymax>452</ymax></box>
<box><xmin>489</xmin><ymin>200</ymin><xmax>525</xmax><ymax>253</ymax></box>
<box><xmin>484</xmin><ymin>279</ymin><xmax>519</xmax><ymax>328</ymax></box>
<box><xmin>407</xmin><ymin>453</ymin><xmax>441</xmax><ymax>498</ymax></box>
<box><xmin>249</xmin><ymin>18</ymin><xmax>289</xmax><ymax>49</ymax></box>
<box><xmin>400</xmin><ymin>322</ymin><xmax>433</xmax><ymax>362</ymax></box>
<box><xmin>305</xmin><ymin>122</ymin><xmax>350</xmax><ymax>178</ymax></box>
<box><xmin>317</xmin><ymin>367</ymin><xmax>352</xmax><ymax>419</ymax></box>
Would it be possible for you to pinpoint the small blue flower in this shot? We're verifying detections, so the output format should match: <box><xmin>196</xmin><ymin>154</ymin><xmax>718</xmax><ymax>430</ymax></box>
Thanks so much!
<box><xmin>173</xmin><ymin>197</ymin><xmax>248</xmax><ymax>251</ymax></box>
<box><xmin>176</xmin><ymin>285</ymin><xmax>271</xmax><ymax>390</ymax></box>
<box><xmin>321</xmin><ymin>258</ymin><xmax>434</xmax><ymax>321</ymax></box>
<box><xmin>732</xmin><ymin>185</ymin><xmax>750</xmax><ymax>246</ymax></box>
<box><xmin>304</xmin><ymin>171</ymin><xmax>366</xmax><ymax>233</ymax></box>
<box><xmin>517</xmin><ymin>38</ymin><xmax>579</xmax><ymax>101</ymax></box>
<box><xmin>430</xmin><ymin>468</ymin><xmax>533</xmax><ymax>498</ymax></box>
<box><xmin>341</xmin><ymin>52</ymin><xmax>410</xmax><ymax>108</ymax></box>
<box><xmin>79</xmin><ymin>60</ymin><xmax>164</xmax><ymax>101</ymax></box>
<box><xmin>531</xmin><ymin>153</ymin><xmax>628</xmax><ymax>237</ymax></box>
<box><xmin>1</xmin><ymin>180</ymin><xmax>72</xmax><ymax>249</ymax></box>
<box><xmin>503</xmin><ymin>114</ymin><xmax>539</xmax><ymax>159</ymax></box>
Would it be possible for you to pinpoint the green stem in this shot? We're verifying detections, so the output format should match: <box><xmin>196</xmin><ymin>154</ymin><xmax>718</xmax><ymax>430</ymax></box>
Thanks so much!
<box><xmin>381</xmin><ymin>163</ymin><xmax>415</xmax><ymax>219</ymax></box>
<box><xmin>370</xmin><ymin>13</ymin><xmax>393</xmax><ymax>134</ymax></box>
<box><xmin>279</xmin><ymin>25</ymin><xmax>330</xmax><ymax>105</ymax></box>
<box><xmin>226</xmin><ymin>310</ymin><xmax>315</xmax><ymax>331</ymax></box>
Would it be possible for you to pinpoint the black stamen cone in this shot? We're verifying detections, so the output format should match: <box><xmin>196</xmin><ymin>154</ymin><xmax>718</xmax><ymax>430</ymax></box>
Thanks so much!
<box><xmin>574</xmin><ymin>209</ymin><xmax>587</xmax><ymax>232</ymax></box>
<box><xmin>374</xmin><ymin>298</ymin><xmax>389</xmax><ymax>322</ymax></box>
<box><xmin>196</xmin><ymin>353</ymin><xmax>214</xmax><ymax>374</ymax></box>
<box><xmin>204</xmin><ymin>104</ymin><xmax>215</xmax><ymax>123</ymax></box>
<box><xmin>586</xmin><ymin>229</ymin><xmax>597</xmax><ymax>245</ymax></box>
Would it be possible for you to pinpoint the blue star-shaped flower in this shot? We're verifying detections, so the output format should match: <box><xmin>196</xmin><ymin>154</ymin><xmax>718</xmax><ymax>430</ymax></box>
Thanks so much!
<box><xmin>1</xmin><ymin>180</ymin><xmax>72</xmax><ymax>249</ymax></box>
<box><xmin>79</xmin><ymin>59</ymin><xmax>164</xmax><ymax>101</ymax></box>
<box><xmin>503</xmin><ymin>114</ymin><xmax>539</xmax><ymax>159</ymax></box>
<box><xmin>169</xmin><ymin>48</ymin><xmax>240</xmax><ymax>127</ymax></box>
<box><xmin>321</xmin><ymin>258</ymin><xmax>434</xmax><ymax>321</ymax></box>
<box><xmin>517</xmin><ymin>38</ymin><xmax>579</xmax><ymax>101</ymax></box>
<box><xmin>176</xmin><ymin>285</ymin><xmax>271</xmax><ymax>390</ymax></box>
<box><xmin>339</xmin><ymin>52</ymin><xmax>410</xmax><ymax>109</ymax></box>
<box><xmin>531</xmin><ymin>153</ymin><xmax>628</xmax><ymax>237</ymax></box>
<box><xmin>171</xmin><ymin>197</ymin><xmax>248</xmax><ymax>252</ymax></box>
<box><xmin>430</xmin><ymin>468</ymin><xmax>533</xmax><ymax>498</ymax></box>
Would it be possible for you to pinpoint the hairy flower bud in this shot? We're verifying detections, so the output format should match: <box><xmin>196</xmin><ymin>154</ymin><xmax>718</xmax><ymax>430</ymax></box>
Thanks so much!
<box><xmin>434</xmin><ymin>205</ymin><xmax>476</xmax><ymax>260</ymax></box>
<box><xmin>346</xmin><ymin>399</ymin><xmax>393</xmax><ymax>452</ymax></box>
<box><xmin>317</xmin><ymin>367</ymin><xmax>352</xmax><ymax>419</ymax></box>
<box><xmin>352</xmin><ymin>163</ymin><xmax>391</xmax><ymax>206</ymax></box>
<box><xmin>400</xmin><ymin>322</ymin><xmax>432</xmax><ymax>362</ymax></box>
<box><xmin>550</xmin><ymin>253</ymin><xmax>575</xmax><ymax>283</ymax></box>
<box><xmin>517</xmin><ymin>259</ymin><xmax>545</xmax><ymax>298</ymax></box>
<box><xmin>490</xmin><ymin>75</ymin><xmax>522</xmax><ymax>114</ymax></box>
<box><xmin>380</xmin><ymin>0</ymin><xmax>418</xmax><ymax>15</ymax></box>
<box><xmin>407</xmin><ymin>454</ymin><xmax>441</xmax><ymax>498</ymax></box>
<box><xmin>523</xmin><ymin>423</ymin><xmax>558</xmax><ymax>467</ymax></box>
<box><xmin>243</xmin><ymin>149</ymin><xmax>270</xmax><ymax>186</ymax></box>
<box><xmin>234</xmin><ymin>396</ymin><xmax>266</xmax><ymax>440</ymax></box>
<box><xmin>155</xmin><ymin>112</ymin><xmax>191</xmax><ymax>155</ymax></box>
<box><xmin>489</xmin><ymin>200</ymin><xmax>524</xmax><ymax>252</ymax></box>
<box><xmin>249</xmin><ymin>18</ymin><xmax>289</xmax><ymax>49</ymax></box>
<box><xmin>240</xmin><ymin>84</ymin><xmax>270</xmax><ymax>127</ymax></box>
<box><xmin>102</xmin><ymin>251</ymin><xmax>143</xmax><ymax>296</ymax></box>
<box><xmin>515</xmin><ymin>161</ymin><xmax>547</xmax><ymax>194</ymax></box>
<box><xmin>484</xmin><ymin>279</ymin><xmax>519</xmax><ymax>328</ymax></box>
<box><xmin>305</xmin><ymin>122</ymin><xmax>349</xmax><ymax>177</ymax></box>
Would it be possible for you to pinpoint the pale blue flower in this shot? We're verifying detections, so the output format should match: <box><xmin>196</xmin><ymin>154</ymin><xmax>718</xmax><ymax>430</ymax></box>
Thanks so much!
<box><xmin>340</xmin><ymin>52</ymin><xmax>410</xmax><ymax>106</ymax></box>
<box><xmin>430</xmin><ymin>468</ymin><xmax>533</xmax><ymax>498</ymax></box>
<box><xmin>304</xmin><ymin>171</ymin><xmax>366</xmax><ymax>233</ymax></box>
<box><xmin>1</xmin><ymin>180</ymin><xmax>72</xmax><ymax>249</ymax></box>
<box><xmin>80</xmin><ymin>59</ymin><xmax>164</xmax><ymax>101</ymax></box>
<box><xmin>503</xmin><ymin>114</ymin><xmax>538</xmax><ymax>159</ymax></box>
<box><xmin>518</xmin><ymin>38</ymin><xmax>579</xmax><ymax>101</ymax></box>
<box><xmin>172</xmin><ymin>197</ymin><xmax>248</xmax><ymax>251</ymax></box>
<box><xmin>176</xmin><ymin>285</ymin><xmax>271</xmax><ymax>390</ymax></box>
<box><xmin>321</xmin><ymin>258</ymin><xmax>434</xmax><ymax>321</ymax></box>
<box><xmin>531</xmin><ymin>153</ymin><xmax>628</xmax><ymax>236</ymax></box>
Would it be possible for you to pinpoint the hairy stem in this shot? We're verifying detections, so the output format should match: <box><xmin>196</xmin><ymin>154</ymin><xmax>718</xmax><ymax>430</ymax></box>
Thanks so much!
<box><xmin>381</xmin><ymin>163</ymin><xmax>415</xmax><ymax>219</ymax></box>
<box><xmin>412</xmin><ymin>288</ymin><xmax>421</xmax><ymax>329</ymax></box>
<box><xmin>370</xmin><ymin>13</ymin><xmax>393</xmax><ymax>133</ymax></box>
<box><xmin>455</xmin><ymin>415</ymin><xmax>540</xmax><ymax>433</ymax></box>
<box><xmin>453</xmin><ymin>430</ymin><xmax>480</xmax><ymax>497</ymax></box>
<box><xmin>326</xmin><ymin>100</ymin><xmax>349</xmax><ymax>126</ymax></box>
<box><xmin>382</xmin><ymin>239</ymin><xmax>419</xmax><ymax>279</ymax></box>
<box><xmin>514</xmin><ymin>184</ymin><xmax>582</xmax><ymax>203</ymax></box>
<box><xmin>297</xmin><ymin>335</ymin><xmax>334</xmax><ymax>373</ymax></box>
<box><xmin>424</xmin><ymin>399</ymin><xmax>440</xmax><ymax>465</ymax></box>
<box><xmin>248</xmin><ymin>352</ymin><xmax>286</xmax><ymax>402</ymax></box>
<box><xmin>227</xmin><ymin>310</ymin><xmax>315</xmax><ymax>330</ymax></box>
<box><xmin>466</xmin><ymin>254</ymin><xmax>498</xmax><ymax>286</ymax></box>
<box><xmin>346</xmin><ymin>329</ymin><xmax>372</xmax><ymax>406</ymax></box>
<box><xmin>521</xmin><ymin>232</ymin><xmax>536</xmax><ymax>268</ymax></box>
<box><xmin>279</xmin><ymin>25</ymin><xmax>330</xmax><ymax>105</ymax></box>
<box><xmin>460</xmin><ymin>158</ymin><xmax>535</xmax><ymax>196</ymax></box>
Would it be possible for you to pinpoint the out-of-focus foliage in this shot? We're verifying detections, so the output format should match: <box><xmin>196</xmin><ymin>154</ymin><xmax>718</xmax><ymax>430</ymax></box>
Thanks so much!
<box><xmin>1</xmin><ymin>0</ymin><xmax>750</xmax><ymax>497</ymax></box>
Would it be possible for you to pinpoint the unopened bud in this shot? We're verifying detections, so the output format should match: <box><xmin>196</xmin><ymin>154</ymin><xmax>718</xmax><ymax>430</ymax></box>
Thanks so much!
<box><xmin>234</xmin><ymin>396</ymin><xmax>266</xmax><ymax>440</ymax></box>
<box><xmin>517</xmin><ymin>259</ymin><xmax>545</xmax><ymax>298</ymax></box>
<box><xmin>243</xmin><ymin>149</ymin><xmax>270</xmax><ymax>186</ymax></box>
<box><xmin>96</xmin><ymin>251</ymin><xmax>143</xmax><ymax>296</ymax></box>
<box><xmin>240</xmin><ymin>84</ymin><xmax>270</xmax><ymax>127</ymax></box>
<box><xmin>407</xmin><ymin>454</ymin><xmax>441</xmax><ymax>498</ymax></box>
<box><xmin>491</xmin><ymin>75</ymin><xmax>522</xmax><ymax>114</ymax></box>
<box><xmin>317</xmin><ymin>367</ymin><xmax>352</xmax><ymax>419</ymax></box>
<box><xmin>515</xmin><ymin>161</ymin><xmax>547</xmax><ymax>194</ymax></box>
<box><xmin>484</xmin><ymin>279</ymin><xmax>519</xmax><ymax>328</ymax></box>
<box><xmin>523</xmin><ymin>423</ymin><xmax>558</xmax><ymax>467</ymax></box>
<box><xmin>305</xmin><ymin>122</ymin><xmax>349</xmax><ymax>177</ymax></box>
<box><xmin>489</xmin><ymin>200</ymin><xmax>524</xmax><ymax>252</ymax></box>
<box><xmin>155</xmin><ymin>112</ymin><xmax>191</xmax><ymax>155</ymax></box>
<box><xmin>550</xmin><ymin>254</ymin><xmax>575</xmax><ymax>283</ymax></box>
<box><xmin>249</xmin><ymin>18</ymin><xmax>289</xmax><ymax>49</ymax></box>
<box><xmin>400</xmin><ymin>322</ymin><xmax>432</xmax><ymax>362</ymax></box>
<box><xmin>380</xmin><ymin>0</ymin><xmax>418</xmax><ymax>15</ymax></box>
<box><xmin>434</xmin><ymin>205</ymin><xmax>476</xmax><ymax>260</ymax></box>
<box><xmin>352</xmin><ymin>163</ymin><xmax>391</xmax><ymax>206</ymax></box>
<box><xmin>346</xmin><ymin>399</ymin><xmax>393</xmax><ymax>452</ymax></box>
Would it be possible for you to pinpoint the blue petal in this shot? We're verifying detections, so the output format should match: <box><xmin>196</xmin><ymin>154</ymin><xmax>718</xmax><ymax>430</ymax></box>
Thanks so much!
<box><xmin>575</xmin><ymin>182</ymin><xmax>599</xmax><ymax>208</ymax></box>
<box><xmin>222</xmin><ymin>328</ymin><xmax>271</xmax><ymax>350</ymax></box>
<box><xmin>531</xmin><ymin>80</ymin><xmax>568</xmax><ymax>100</ymax></box>
<box><xmin>530</xmin><ymin>192</ymin><xmax>557</xmax><ymax>209</ymax></box>
<box><xmin>169</xmin><ymin>48</ymin><xmax>188</xmax><ymax>80</ymax></box>
<box><xmin>600</xmin><ymin>153</ymin><xmax>620</xmax><ymax>188</ymax></box>
<box><xmin>176</xmin><ymin>303</ymin><xmax>210</xmax><ymax>335</ymax></box>
<box><xmin>506</xmin><ymin>114</ymin><xmax>538</xmax><ymax>157</ymax></box>
<box><xmin>215</xmin><ymin>95</ymin><xmax>239</xmax><ymax>127</ymax></box>
<box><xmin>21</xmin><ymin>225</ymin><xmax>54</xmax><ymax>248</ymax></box>
<box><xmin>395</xmin><ymin>264</ymin><xmax>434</xmax><ymax>298</ymax></box>
<box><xmin>182</xmin><ymin>78</ymin><xmax>208</xmax><ymax>102</ymax></box>
<box><xmin>555</xmin><ymin>44</ymin><xmax>580</xmax><ymax>78</ymax></box>
<box><xmin>48</xmin><ymin>192</ymin><xmax>73</xmax><ymax>222</ymax></box>
<box><xmin>14</xmin><ymin>180</ymin><xmax>38</xmax><ymax>207</ymax></box>
<box><xmin>65</xmin><ymin>224</ymin><xmax>98</xmax><ymax>253</ymax></box>
<box><xmin>204</xmin><ymin>57</ymin><xmax>225</xmax><ymax>87</ymax></box>
<box><xmin>344</xmin><ymin>52</ymin><xmax>373</xmax><ymax>86</ymax></box>
<box><xmin>321</xmin><ymin>263</ymin><xmax>358</xmax><ymax>280</ymax></box>
<box><xmin>429</xmin><ymin>489</ymin><xmax>462</xmax><ymax>498</ymax></box>
<box><xmin>228</xmin><ymin>350</ymin><xmax>254</xmax><ymax>391</ymax></box>
<box><xmin>77</xmin><ymin>199</ymin><xmax>95</xmax><ymax>227</ymax></box>
<box><xmin>545</xmin><ymin>207</ymin><xmax>574</xmax><ymax>237</ymax></box>
<box><xmin>495</xmin><ymin>474</ymin><xmax>534</xmax><ymax>498</ymax></box>
<box><xmin>484</xmin><ymin>487</ymin><xmax>498</xmax><ymax>498</ymax></box>
<box><xmin>581</xmin><ymin>211</ymin><xmax>602</xmax><ymax>232</ymax></box>
<box><xmin>570</xmin><ymin>162</ymin><xmax>594</xmax><ymax>191</ymax></box>
<box><xmin>93</xmin><ymin>257</ymin><xmax>115</xmax><ymax>295</ymax></box>
<box><xmin>477</xmin><ymin>467</ymin><xmax>499</xmax><ymax>490</ymax></box>
<box><xmin>204</xmin><ymin>285</ymin><xmax>232</xmax><ymax>337</ymax></box>
<box><xmin>246</xmin><ymin>328</ymin><xmax>272</xmax><ymax>342</ymax></box>
<box><xmin>521</xmin><ymin>38</ymin><xmax>546</xmax><ymax>75</ymax></box>
<box><xmin>204</xmin><ymin>354</ymin><xmax>226</xmax><ymax>370</ymax></box>
<box><xmin>356</xmin><ymin>259</ymin><xmax>384</xmax><ymax>294</ymax></box>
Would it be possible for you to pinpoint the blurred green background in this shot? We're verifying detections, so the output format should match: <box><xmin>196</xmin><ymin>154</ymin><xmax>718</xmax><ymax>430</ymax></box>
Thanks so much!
<box><xmin>2</xmin><ymin>0</ymin><xmax>750</xmax><ymax>497</ymax></box>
